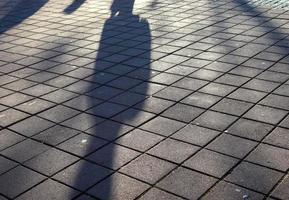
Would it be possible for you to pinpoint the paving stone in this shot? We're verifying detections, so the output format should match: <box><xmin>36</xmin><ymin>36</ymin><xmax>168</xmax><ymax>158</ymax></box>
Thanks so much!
<box><xmin>279</xmin><ymin>115</ymin><xmax>289</xmax><ymax>128</ymax></box>
<box><xmin>131</xmin><ymin>82</ymin><xmax>166</xmax><ymax>95</ymax></box>
<box><xmin>207</xmin><ymin>134</ymin><xmax>257</xmax><ymax>158</ymax></box>
<box><xmin>87</xmin><ymin>173</ymin><xmax>149</xmax><ymax>200</ymax></box>
<box><xmin>85</xmin><ymin>120</ymin><xmax>133</xmax><ymax>141</ymax></box>
<box><xmin>112</xmin><ymin>108</ymin><xmax>155</xmax><ymax>126</ymax></box>
<box><xmin>200</xmin><ymin>83</ymin><xmax>236</xmax><ymax>96</ymax></box>
<box><xmin>134</xmin><ymin>96</ymin><xmax>174</xmax><ymax>114</ymax></box>
<box><xmin>161</xmin><ymin>103</ymin><xmax>204</xmax><ymax>122</ymax></box>
<box><xmin>171</xmin><ymin>124</ymin><xmax>220</xmax><ymax>146</ymax></box>
<box><xmin>227</xmin><ymin>118</ymin><xmax>274</xmax><ymax>141</ymax></box>
<box><xmin>225</xmin><ymin>162</ymin><xmax>283</xmax><ymax>193</ymax></box>
<box><xmin>229</xmin><ymin>65</ymin><xmax>263</xmax><ymax>77</ymax></box>
<box><xmin>24</xmin><ymin>148</ymin><xmax>78</xmax><ymax>176</ymax></box>
<box><xmin>54</xmin><ymin>160</ymin><xmax>112</xmax><ymax>191</ymax></box>
<box><xmin>0</xmin><ymin>129</ymin><xmax>25</xmax><ymax>151</ymax></box>
<box><xmin>181</xmin><ymin>92</ymin><xmax>221</xmax><ymax>108</ymax></box>
<box><xmin>41</xmin><ymin>89</ymin><xmax>78</xmax><ymax>103</ymax></box>
<box><xmin>189</xmin><ymin>69</ymin><xmax>223</xmax><ymax>81</ymax></box>
<box><xmin>173</xmin><ymin>77</ymin><xmax>208</xmax><ymax>91</ymax></box>
<box><xmin>0</xmin><ymin>108</ymin><xmax>29</xmax><ymax>127</ymax></box>
<box><xmin>38</xmin><ymin>105</ymin><xmax>80</xmax><ymax>123</ymax></box>
<box><xmin>260</xmin><ymin>94</ymin><xmax>289</xmax><ymax>110</ymax></box>
<box><xmin>57</xmin><ymin>133</ymin><xmax>107</xmax><ymax>157</ymax></box>
<box><xmin>120</xmin><ymin>154</ymin><xmax>176</xmax><ymax>184</ymax></box>
<box><xmin>184</xmin><ymin>149</ymin><xmax>238</xmax><ymax>178</ymax></box>
<box><xmin>211</xmin><ymin>98</ymin><xmax>253</xmax><ymax>116</ymax></box>
<box><xmin>140</xmin><ymin>116</ymin><xmax>185</xmax><ymax>136</ymax></box>
<box><xmin>271</xmin><ymin>175</ymin><xmax>289</xmax><ymax>200</ymax></box>
<box><xmin>87</xmin><ymin>102</ymin><xmax>127</xmax><ymax>118</ymax></box>
<box><xmin>244</xmin><ymin>105</ymin><xmax>288</xmax><ymax>124</ymax></box>
<box><xmin>87</xmin><ymin>143</ymin><xmax>140</xmax><ymax>170</ymax></box>
<box><xmin>139</xmin><ymin>188</ymin><xmax>183</xmax><ymax>200</ymax></box>
<box><xmin>194</xmin><ymin>111</ymin><xmax>238</xmax><ymax>131</ymax></box>
<box><xmin>33</xmin><ymin>125</ymin><xmax>80</xmax><ymax>146</ymax></box>
<box><xmin>87</xmin><ymin>86</ymin><xmax>123</xmax><ymax>100</ymax></box>
<box><xmin>1</xmin><ymin>139</ymin><xmax>50</xmax><ymax>163</ymax></box>
<box><xmin>61</xmin><ymin>113</ymin><xmax>104</xmax><ymax>131</ymax></box>
<box><xmin>15</xmin><ymin>98</ymin><xmax>55</xmax><ymax>114</ymax></box>
<box><xmin>148</xmin><ymin>138</ymin><xmax>199</xmax><ymax>163</ymax></box>
<box><xmin>246</xmin><ymin>144</ymin><xmax>289</xmax><ymax>171</ymax></box>
<box><xmin>264</xmin><ymin>127</ymin><xmax>289</xmax><ymax>149</ymax></box>
<box><xmin>63</xmin><ymin>95</ymin><xmax>102</xmax><ymax>111</ymax></box>
<box><xmin>9</xmin><ymin>116</ymin><xmax>54</xmax><ymax>137</ymax></box>
<box><xmin>228</xmin><ymin>88</ymin><xmax>267</xmax><ymax>103</ymax></box>
<box><xmin>243</xmin><ymin>79</ymin><xmax>280</xmax><ymax>92</ymax></box>
<box><xmin>157</xmin><ymin>167</ymin><xmax>217</xmax><ymax>199</ymax></box>
<box><xmin>116</xmin><ymin>129</ymin><xmax>164</xmax><ymax>151</ymax></box>
<box><xmin>154</xmin><ymin>86</ymin><xmax>192</xmax><ymax>101</ymax></box>
<box><xmin>110</xmin><ymin>92</ymin><xmax>147</xmax><ymax>106</ymax></box>
<box><xmin>273</xmin><ymin>84</ymin><xmax>289</xmax><ymax>96</ymax></box>
<box><xmin>0</xmin><ymin>93</ymin><xmax>33</xmax><ymax>107</ymax></box>
<box><xmin>0</xmin><ymin>156</ymin><xmax>18</xmax><ymax>175</ymax></box>
<box><xmin>15</xmin><ymin>179</ymin><xmax>79</xmax><ymax>200</ymax></box>
<box><xmin>215</xmin><ymin>74</ymin><xmax>250</xmax><ymax>86</ymax></box>
<box><xmin>0</xmin><ymin>166</ymin><xmax>45</xmax><ymax>198</ymax></box>
<box><xmin>202</xmin><ymin>181</ymin><xmax>264</xmax><ymax>200</ymax></box>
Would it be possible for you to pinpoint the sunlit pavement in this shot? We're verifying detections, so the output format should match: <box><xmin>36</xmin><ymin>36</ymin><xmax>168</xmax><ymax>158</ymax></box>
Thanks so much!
<box><xmin>0</xmin><ymin>0</ymin><xmax>289</xmax><ymax>199</ymax></box>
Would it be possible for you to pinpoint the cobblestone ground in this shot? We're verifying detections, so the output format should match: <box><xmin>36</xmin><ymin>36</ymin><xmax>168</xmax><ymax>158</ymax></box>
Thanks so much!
<box><xmin>0</xmin><ymin>0</ymin><xmax>289</xmax><ymax>199</ymax></box>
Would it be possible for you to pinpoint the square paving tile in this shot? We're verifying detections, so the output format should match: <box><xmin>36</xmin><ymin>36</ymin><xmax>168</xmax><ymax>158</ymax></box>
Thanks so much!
<box><xmin>181</xmin><ymin>92</ymin><xmax>221</xmax><ymax>108</ymax></box>
<box><xmin>184</xmin><ymin>149</ymin><xmax>239</xmax><ymax>178</ymax></box>
<box><xmin>1</xmin><ymin>139</ymin><xmax>50</xmax><ymax>163</ymax></box>
<box><xmin>24</xmin><ymin>148</ymin><xmax>78</xmax><ymax>176</ymax></box>
<box><xmin>193</xmin><ymin>111</ymin><xmax>238</xmax><ymax>131</ymax></box>
<box><xmin>0</xmin><ymin>129</ymin><xmax>25</xmax><ymax>151</ymax></box>
<box><xmin>260</xmin><ymin>94</ymin><xmax>289</xmax><ymax>110</ymax></box>
<box><xmin>120</xmin><ymin>154</ymin><xmax>176</xmax><ymax>184</ymax></box>
<box><xmin>173</xmin><ymin>77</ymin><xmax>208</xmax><ymax>91</ymax></box>
<box><xmin>9</xmin><ymin>116</ymin><xmax>54</xmax><ymax>137</ymax></box>
<box><xmin>140</xmin><ymin>116</ymin><xmax>185</xmax><ymax>136</ymax></box>
<box><xmin>271</xmin><ymin>175</ymin><xmax>289</xmax><ymax>200</ymax></box>
<box><xmin>0</xmin><ymin>166</ymin><xmax>45</xmax><ymax>198</ymax></box>
<box><xmin>0</xmin><ymin>108</ymin><xmax>29</xmax><ymax>127</ymax></box>
<box><xmin>33</xmin><ymin>125</ymin><xmax>80</xmax><ymax>146</ymax></box>
<box><xmin>154</xmin><ymin>86</ymin><xmax>192</xmax><ymax>101</ymax></box>
<box><xmin>156</xmin><ymin>167</ymin><xmax>217</xmax><ymax>199</ymax></box>
<box><xmin>15</xmin><ymin>98</ymin><xmax>55</xmax><ymax>114</ymax></box>
<box><xmin>38</xmin><ymin>105</ymin><xmax>80</xmax><ymax>123</ymax></box>
<box><xmin>202</xmin><ymin>181</ymin><xmax>264</xmax><ymax>200</ymax></box>
<box><xmin>87</xmin><ymin>143</ymin><xmax>140</xmax><ymax>170</ymax></box>
<box><xmin>87</xmin><ymin>173</ymin><xmax>149</xmax><ymax>200</ymax></box>
<box><xmin>171</xmin><ymin>124</ymin><xmax>220</xmax><ymax>146</ymax></box>
<box><xmin>54</xmin><ymin>160</ymin><xmax>112</xmax><ymax>191</ymax></box>
<box><xmin>264</xmin><ymin>127</ymin><xmax>289</xmax><ymax>149</ymax></box>
<box><xmin>0</xmin><ymin>156</ymin><xmax>18</xmax><ymax>175</ymax></box>
<box><xmin>116</xmin><ymin>129</ymin><xmax>163</xmax><ymax>151</ymax></box>
<box><xmin>228</xmin><ymin>88</ymin><xmax>267</xmax><ymax>103</ymax></box>
<box><xmin>57</xmin><ymin>133</ymin><xmax>107</xmax><ymax>157</ymax></box>
<box><xmin>138</xmin><ymin>188</ymin><xmax>183</xmax><ymax>200</ymax></box>
<box><xmin>134</xmin><ymin>97</ymin><xmax>174</xmax><ymax>114</ymax></box>
<box><xmin>112</xmin><ymin>108</ymin><xmax>155</xmax><ymax>127</ymax></box>
<box><xmin>15</xmin><ymin>179</ymin><xmax>79</xmax><ymax>200</ymax></box>
<box><xmin>85</xmin><ymin>120</ymin><xmax>133</xmax><ymax>141</ymax></box>
<box><xmin>227</xmin><ymin>118</ymin><xmax>274</xmax><ymax>141</ymax></box>
<box><xmin>161</xmin><ymin>103</ymin><xmax>204</xmax><ymax>122</ymax></box>
<box><xmin>200</xmin><ymin>83</ymin><xmax>236</xmax><ymax>96</ymax></box>
<box><xmin>207</xmin><ymin>134</ymin><xmax>257</xmax><ymax>158</ymax></box>
<box><xmin>148</xmin><ymin>138</ymin><xmax>199</xmax><ymax>163</ymax></box>
<box><xmin>211</xmin><ymin>98</ymin><xmax>253</xmax><ymax>116</ymax></box>
<box><xmin>225</xmin><ymin>162</ymin><xmax>283</xmax><ymax>193</ymax></box>
<box><xmin>244</xmin><ymin>105</ymin><xmax>288</xmax><ymax>124</ymax></box>
<box><xmin>246</xmin><ymin>144</ymin><xmax>289</xmax><ymax>172</ymax></box>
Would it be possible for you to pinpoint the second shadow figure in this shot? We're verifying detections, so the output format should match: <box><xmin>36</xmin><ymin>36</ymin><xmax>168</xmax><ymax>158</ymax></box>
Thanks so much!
<box><xmin>69</xmin><ymin>0</ymin><xmax>152</xmax><ymax>199</ymax></box>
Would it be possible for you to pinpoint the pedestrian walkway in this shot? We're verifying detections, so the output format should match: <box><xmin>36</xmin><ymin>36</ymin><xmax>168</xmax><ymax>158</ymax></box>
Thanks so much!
<box><xmin>0</xmin><ymin>0</ymin><xmax>289</xmax><ymax>199</ymax></box>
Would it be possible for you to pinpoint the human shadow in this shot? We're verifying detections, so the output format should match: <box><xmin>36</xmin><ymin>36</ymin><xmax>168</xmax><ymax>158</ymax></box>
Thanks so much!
<box><xmin>63</xmin><ymin>0</ymin><xmax>85</xmax><ymax>14</ymax></box>
<box><xmin>68</xmin><ymin>0</ymin><xmax>151</xmax><ymax>199</ymax></box>
<box><xmin>0</xmin><ymin>0</ymin><xmax>48</xmax><ymax>34</ymax></box>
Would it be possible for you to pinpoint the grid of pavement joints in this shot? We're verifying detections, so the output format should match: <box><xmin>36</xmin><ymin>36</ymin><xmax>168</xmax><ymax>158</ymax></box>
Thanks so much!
<box><xmin>0</xmin><ymin>0</ymin><xmax>289</xmax><ymax>199</ymax></box>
